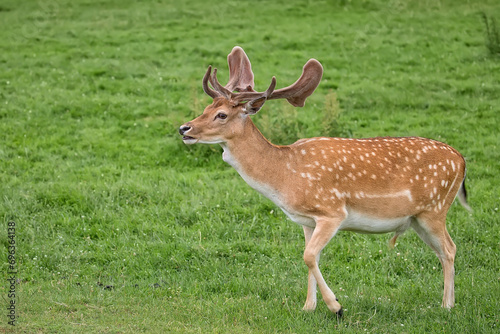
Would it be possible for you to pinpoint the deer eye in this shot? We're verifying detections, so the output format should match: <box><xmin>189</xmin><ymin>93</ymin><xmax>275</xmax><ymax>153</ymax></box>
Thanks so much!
<box><xmin>216</xmin><ymin>112</ymin><xmax>227</xmax><ymax>120</ymax></box>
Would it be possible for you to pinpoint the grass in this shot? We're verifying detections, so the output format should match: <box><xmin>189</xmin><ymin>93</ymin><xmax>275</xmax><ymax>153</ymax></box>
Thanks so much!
<box><xmin>0</xmin><ymin>0</ymin><xmax>499</xmax><ymax>332</ymax></box>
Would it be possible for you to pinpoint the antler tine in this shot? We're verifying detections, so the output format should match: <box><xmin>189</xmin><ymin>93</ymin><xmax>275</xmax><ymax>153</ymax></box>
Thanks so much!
<box><xmin>209</xmin><ymin>68</ymin><xmax>233</xmax><ymax>100</ymax></box>
<box><xmin>265</xmin><ymin>76</ymin><xmax>277</xmax><ymax>96</ymax></box>
<box><xmin>202</xmin><ymin>66</ymin><xmax>219</xmax><ymax>99</ymax></box>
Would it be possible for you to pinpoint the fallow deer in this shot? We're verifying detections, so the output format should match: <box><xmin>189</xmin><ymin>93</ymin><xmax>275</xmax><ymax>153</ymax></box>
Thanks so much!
<box><xmin>179</xmin><ymin>46</ymin><xmax>470</xmax><ymax>316</ymax></box>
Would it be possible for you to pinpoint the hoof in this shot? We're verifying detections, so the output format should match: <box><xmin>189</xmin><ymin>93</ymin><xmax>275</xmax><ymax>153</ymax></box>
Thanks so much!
<box><xmin>335</xmin><ymin>306</ymin><xmax>343</xmax><ymax>319</ymax></box>
<box><xmin>335</xmin><ymin>298</ymin><xmax>343</xmax><ymax>319</ymax></box>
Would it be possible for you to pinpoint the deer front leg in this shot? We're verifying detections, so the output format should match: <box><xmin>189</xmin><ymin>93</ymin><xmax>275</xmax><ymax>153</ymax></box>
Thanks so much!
<box><xmin>303</xmin><ymin>216</ymin><xmax>343</xmax><ymax>315</ymax></box>
<box><xmin>302</xmin><ymin>225</ymin><xmax>318</xmax><ymax>311</ymax></box>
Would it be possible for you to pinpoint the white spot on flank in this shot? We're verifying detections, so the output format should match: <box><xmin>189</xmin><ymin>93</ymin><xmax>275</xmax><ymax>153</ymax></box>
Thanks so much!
<box><xmin>451</xmin><ymin>160</ymin><xmax>456</xmax><ymax>171</ymax></box>
<box><xmin>301</xmin><ymin>149</ymin><xmax>306</xmax><ymax>155</ymax></box>
<box><xmin>357</xmin><ymin>189</ymin><xmax>413</xmax><ymax>202</ymax></box>
<box><xmin>355</xmin><ymin>192</ymin><xmax>364</xmax><ymax>199</ymax></box>
<box><xmin>286</xmin><ymin>162</ymin><xmax>297</xmax><ymax>173</ymax></box>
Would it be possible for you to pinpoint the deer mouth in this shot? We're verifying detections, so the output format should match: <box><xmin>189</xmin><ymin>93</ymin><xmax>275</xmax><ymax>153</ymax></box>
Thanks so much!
<box><xmin>182</xmin><ymin>135</ymin><xmax>198</xmax><ymax>144</ymax></box>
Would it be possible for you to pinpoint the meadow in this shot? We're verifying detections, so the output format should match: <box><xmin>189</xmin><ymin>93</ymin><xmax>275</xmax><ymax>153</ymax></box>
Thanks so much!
<box><xmin>0</xmin><ymin>0</ymin><xmax>499</xmax><ymax>332</ymax></box>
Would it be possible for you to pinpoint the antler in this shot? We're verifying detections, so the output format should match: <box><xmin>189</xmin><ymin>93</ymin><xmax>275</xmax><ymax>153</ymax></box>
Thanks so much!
<box><xmin>202</xmin><ymin>66</ymin><xmax>218</xmax><ymax>99</ymax></box>
<box><xmin>202</xmin><ymin>47</ymin><xmax>323</xmax><ymax>107</ymax></box>
<box><xmin>268</xmin><ymin>59</ymin><xmax>323</xmax><ymax>107</ymax></box>
<box><xmin>226</xmin><ymin>46</ymin><xmax>255</xmax><ymax>92</ymax></box>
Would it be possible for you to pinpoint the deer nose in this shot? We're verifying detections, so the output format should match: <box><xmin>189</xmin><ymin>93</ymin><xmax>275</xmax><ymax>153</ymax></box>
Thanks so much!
<box><xmin>179</xmin><ymin>125</ymin><xmax>191</xmax><ymax>135</ymax></box>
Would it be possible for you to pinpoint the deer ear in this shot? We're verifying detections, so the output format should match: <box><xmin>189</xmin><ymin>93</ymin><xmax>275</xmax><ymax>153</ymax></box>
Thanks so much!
<box><xmin>243</xmin><ymin>96</ymin><xmax>267</xmax><ymax>115</ymax></box>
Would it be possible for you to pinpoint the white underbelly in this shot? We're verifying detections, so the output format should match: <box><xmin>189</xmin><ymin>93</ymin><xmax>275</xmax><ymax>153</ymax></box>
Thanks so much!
<box><xmin>339</xmin><ymin>209</ymin><xmax>412</xmax><ymax>234</ymax></box>
<box><xmin>280</xmin><ymin>208</ymin><xmax>316</xmax><ymax>228</ymax></box>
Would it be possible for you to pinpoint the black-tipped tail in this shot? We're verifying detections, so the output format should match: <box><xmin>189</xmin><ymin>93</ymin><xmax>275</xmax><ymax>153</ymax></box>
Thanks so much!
<box><xmin>458</xmin><ymin>178</ymin><xmax>472</xmax><ymax>212</ymax></box>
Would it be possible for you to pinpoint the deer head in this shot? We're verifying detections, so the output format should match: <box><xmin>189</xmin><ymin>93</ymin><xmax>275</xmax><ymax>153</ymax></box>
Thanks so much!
<box><xmin>179</xmin><ymin>46</ymin><xmax>323</xmax><ymax>145</ymax></box>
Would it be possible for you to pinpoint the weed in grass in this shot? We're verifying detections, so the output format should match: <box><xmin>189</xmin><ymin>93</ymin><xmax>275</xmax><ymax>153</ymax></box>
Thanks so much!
<box><xmin>481</xmin><ymin>12</ymin><xmax>500</xmax><ymax>56</ymax></box>
<box><xmin>321</xmin><ymin>90</ymin><xmax>343</xmax><ymax>138</ymax></box>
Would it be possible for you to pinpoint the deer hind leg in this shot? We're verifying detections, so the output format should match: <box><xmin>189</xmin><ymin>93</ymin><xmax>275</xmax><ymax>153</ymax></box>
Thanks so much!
<box><xmin>412</xmin><ymin>214</ymin><xmax>456</xmax><ymax>308</ymax></box>
<box><xmin>302</xmin><ymin>216</ymin><xmax>343</xmax><ymax>315</ymax></box>
<box><xmin>302</xmin><ymin>226</ymin><xmax>319</xmax><ymax>311</ymax></box>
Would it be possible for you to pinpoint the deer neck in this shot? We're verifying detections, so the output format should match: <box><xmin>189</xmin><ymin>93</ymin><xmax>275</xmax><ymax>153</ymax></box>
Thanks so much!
<box><xmin>220</xmin><ymin>118</ymin><xmax>285</xmax><ymax>199</ymax></box>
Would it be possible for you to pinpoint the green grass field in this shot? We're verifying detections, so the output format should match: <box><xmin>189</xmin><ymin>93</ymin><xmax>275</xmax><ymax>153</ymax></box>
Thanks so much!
<box><xmin>1</xmin><ymin>0</ymin><xmax>499</xmax><ymax>332</ymax></box>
